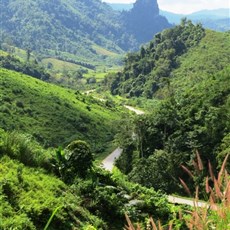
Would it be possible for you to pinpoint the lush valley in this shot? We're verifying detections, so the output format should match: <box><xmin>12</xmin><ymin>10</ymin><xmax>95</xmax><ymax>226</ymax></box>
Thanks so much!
<box><xmin>0</xmin><ymin>0</ymin><xmax>230</xmax><ymax>229</ymax></box>
<box><xmin>0</xmin><ymin>130</ymin><xmax>173</xmax><ymax>229</ymax></box>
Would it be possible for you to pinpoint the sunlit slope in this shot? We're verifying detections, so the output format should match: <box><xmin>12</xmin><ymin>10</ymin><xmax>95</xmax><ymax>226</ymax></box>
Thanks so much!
<box><xmin>107</xmin><ymin>23</ymin><xmax>230</xmax><ymax>98</ymax></box>
<box><xmin>172</xmin><ymin>30</ymin><xmax>230</xmax><ymax>88</ymax></box>
<box><xmin>0</xmin><ymin>68</ymin><xmax>121</xmax><ymax>151</ymax></box>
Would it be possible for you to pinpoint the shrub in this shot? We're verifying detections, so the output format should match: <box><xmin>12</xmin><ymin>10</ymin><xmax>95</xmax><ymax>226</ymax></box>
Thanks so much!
<box><xmin>16</xmin><ymin>100</ymin><xmax>24</xmax><ymax>108</ymax></box>
<box><xmin>52</xmin><ymin>140</ymin><xmax>94</xmax><ymax>182</ymax></box>
<box><xmin>0</xmin><ymin>131</ymin><xmax>51</xmax><ymax>169</ymax></box>
<box><xmin>184</xmin><ymin>154</ymin><xmax>230</xmax><ymax>230</ymax></box>
<box><xmin>66</xmin><ymin>140</ymin><xmax>94</xmax><ymax>177</ymax></box>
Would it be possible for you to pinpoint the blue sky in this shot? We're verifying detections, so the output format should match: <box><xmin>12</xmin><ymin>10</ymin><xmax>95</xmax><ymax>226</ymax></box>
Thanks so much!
<box><xmin>102</xmin><ymin>0</ymin><xmax>230</xmax><ymax>14</ymax></box>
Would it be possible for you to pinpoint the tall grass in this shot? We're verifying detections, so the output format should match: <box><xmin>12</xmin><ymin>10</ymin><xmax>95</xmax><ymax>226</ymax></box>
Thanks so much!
<box><xmin>0</xmin><ymin>131</ymin><xmax>51</xmax><ymax>169</ymax></box>
<box><xmin>124</xmin><ymin>153</ymin><xmax>230</xmax><ymax>229</ymax></box>
<box><xmin>124</xmin><ymin>213</ymin><xmax>173</xmax><ymax>230</ymax></box>
<box><xmin>43</xmin><ymin>206</ymin><xmax>61</xmax><ymax>230</ymax></box>
<box><xmin>185</xmin><ymin>153</ymin><xmax>230</xmax><ymax>230</ymax></box>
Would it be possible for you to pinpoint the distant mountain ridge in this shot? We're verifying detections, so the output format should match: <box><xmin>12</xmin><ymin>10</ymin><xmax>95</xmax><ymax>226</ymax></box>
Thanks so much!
<box><xmin>160</xmin><ymin>8</ymin><xmax>230</xmax><ymax>32</ymax></box>
<box><xmin>109</xmin><ymin>3</ymin><xmax>229</xmax><ymax>19</ymax></box>
<box><xmin>188</xmin><ymin>8</ymin><xmax>230</xmax><ymax>19</ymax></box>
<box><xmin>108</xmin><ymin>3</ymin><xmax>133</xmax><ymax>11</ymax></box>
<box><xmin>109</xmin><ymin>3</ymin><xmax>229</xmax><ymax>32</ymax></box>
<box><xmin>0</xmin><ymin>0</ymin><xmax>171</xmax><ymax>65</ymax></box>
<box><xmin>160</xmin><ymin>8</ymin><xmax>229</xmax><ymax>22</ymax></box>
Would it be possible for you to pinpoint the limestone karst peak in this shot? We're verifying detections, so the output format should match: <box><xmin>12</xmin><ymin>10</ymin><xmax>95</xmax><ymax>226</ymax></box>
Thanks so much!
<box><xmin>123</xmin><ymin>0</ymin><xmax>170</xmax><ymax>44</ymax></box>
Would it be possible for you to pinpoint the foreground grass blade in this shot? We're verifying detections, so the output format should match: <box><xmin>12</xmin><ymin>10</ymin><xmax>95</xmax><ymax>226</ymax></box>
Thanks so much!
<box><xmin>44</xmin><ymin>206</ymin><xmax>61</xmax><ymax>230</ymax></box>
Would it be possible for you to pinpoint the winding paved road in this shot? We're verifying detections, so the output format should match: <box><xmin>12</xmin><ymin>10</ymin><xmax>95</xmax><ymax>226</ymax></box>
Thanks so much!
<box><xmin>124</xmin><ymin>105</ymin><xmax>145</xmax><ymax>115</ymax></box>
<box><xmin>168</xmin><ymin>195</ymin><xmax>208</xmax><ymax>208</ymax></box>
<box><xmin>101</xmin><ymin>105</ymin><xmax>209</xmax><ymax>208</ymax></box>
<box><xmin>102</xmin><ymin>106</ymin><xmax>144</xmax><ymax>171</ymax></box>
<box><xmin>102</xmin><ymin>146</ymin><xmax>208</xmax><ymax>208</ymax></box>
<box><xmin>102</xmin><ymin>147</ymin><xmax>123</xmax><ymax>171</ymax></box>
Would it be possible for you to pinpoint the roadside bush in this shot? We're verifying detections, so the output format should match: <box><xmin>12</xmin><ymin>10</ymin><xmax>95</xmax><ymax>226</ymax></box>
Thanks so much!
<box><xmin>0</xmin><ymin>156</ymin><xmax>104</xmax><ymax>230</ymax></box>
<box><xmin>52</xmin><ymin>140</ymin><xmax>94</xmax><ymax>183</ymax></box>
<box><xmin>0</xmin><ymin>131</ymin><xmax>51</xmax><ymax>169</ymax></box>
<box><xmin>66</xmin><ymin>140</ymin><xmax>94</xmax><ymax>177</ymax></box>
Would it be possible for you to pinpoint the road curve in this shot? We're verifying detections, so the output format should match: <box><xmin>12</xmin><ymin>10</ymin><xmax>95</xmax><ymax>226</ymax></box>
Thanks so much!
<box><xmin>167</xmin><ymin>195</ymin><xmax>208</xmax><ymax>208</ymax></box>
<box><xmin>101</xmin><ymin>106</ymin><xmax>143</xmax><ymax>171</ymax></box>
<box><xmin>101</xmin><ymin>105</ymin><xmax>209</xmax><ymax>208</ymax></box>
<box><xmin>101</xmin><ymin>147</ymin><xmax>209</xmax><ymax>207</ymax></box>
<box><xmin>124</xmin><ymin>105</ymin><xmax>145</xmax><ymax>115</ymax></box>
<box><xmin>101</xmin><ymin>147</ymin><xmax>123</xmax><ymax>171</ymax></box>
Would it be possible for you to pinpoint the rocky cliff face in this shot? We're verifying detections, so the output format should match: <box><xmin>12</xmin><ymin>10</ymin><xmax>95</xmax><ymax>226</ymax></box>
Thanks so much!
<box><xmin>123</xmin><ymin>0</ymin><xmax>171</xmax><ymax>44</ymax></box>
<box><xmin>132</xmin><ymin>0</ymin><xmax>159</xmax><ymax>15</ymax></box>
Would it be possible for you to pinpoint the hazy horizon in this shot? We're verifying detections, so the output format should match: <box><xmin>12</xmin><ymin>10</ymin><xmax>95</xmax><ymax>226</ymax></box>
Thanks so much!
<box><xmin>102</xmin><ymin>0</ymin><xmax>230</xmax><ymax>14</ymax></box>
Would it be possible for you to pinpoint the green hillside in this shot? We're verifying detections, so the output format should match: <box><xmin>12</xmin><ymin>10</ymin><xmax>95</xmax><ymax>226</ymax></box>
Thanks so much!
<box><xmin>171</xmin><ymin>30</ymin><xmax>230</xmax><ymax>89</ymax></box>
<box><xmin>1</xmin><ymin>2</ymin><xmax>230</xmax><ymax>228</ymax></box>
<box><xmin>0</xmin><ymin>155</ymin><xmax>102</xmax><ymax>229</ymax></box>
<box><xmin>106</xmin><ymin>21</ymin><xmax>230</xmax><ymax>98</ymax></box>
<box><xmin>0</xmin><ymin>0</ymin><xmax>123</xmax><ymax>57</ymax></box>
<box><xmin>0</xmin><ymin>68</ymin><xmax>122</xmax><ymax>152</ymax></box>
<box><xmin>0</xmin><ymin>132</ymin><xmax>172</xmax><ymax>229</ymax></box>
<box><xmin>110</xmin><ymin>24</ymin><xmax>230</xmax><ymax>197</ymax></box>
<box><xmin>0</xmin><ymin>0</ymin><xmax>171</xmax><ymax>67</ymax></box>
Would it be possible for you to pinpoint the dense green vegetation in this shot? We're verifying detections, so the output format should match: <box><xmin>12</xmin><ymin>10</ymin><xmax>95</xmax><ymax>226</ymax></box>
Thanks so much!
<box><xmin>0</xmin><ymin>128</ymin><xmax>229</xmax><ymax>229</ymax></box>
<box><xmin>112</xmin><ymin>23</ymin><xmax>230</xmax><ymax>197</ymax></box>
<box><xmin>0</xmin><ymin>2</ymin><xmax>229</xmax><ymax>228</ymax></box>
<box><xmin>0</xmin><ymin>129</ymin><xmax>174</xmax><ymax>229</ymax></box>
<box><xmin>0</xmin><ymin>0</ymin><xmax>122</xmax><ymax>64</ymax></box>
<box><xmin>125</xmin><ymin>153</ymin><xmax>230</xmax><ymax>229</ymax></box>
<box><xmin>0</xmin><ymin>50</ymin><xmax>97</xmax><ymax>90</ymax></box>
<box><xmin>0</xmin><ymin>51</ymin><xmax>50</xmax><ymax>81</ymax></box>
<box><xmin>0</xmin><ymin>67</ymin><xmax>123</xmax><ymax>153</ymax></box>
<box><xmin>125</xmin><ymin>66</ymin><xmax>230</xmax><ymax>193</ymax></box>
<box><xmin>105</xmin><ymin>20</ymin><xmax>206</xmax><ymax>98</ymax></box>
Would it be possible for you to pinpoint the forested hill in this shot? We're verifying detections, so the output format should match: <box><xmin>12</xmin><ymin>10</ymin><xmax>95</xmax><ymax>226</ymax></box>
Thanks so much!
<box><xmin>106</xmin><ymin>20</ymin><xmax>230</xmax><ymax>98</ymax></box>
<box><xmin>0</xmin><ymin>0</ymin><xmax>170</xmax><ymax>64</ymax></box>
<box><xmin>0</xmin><ymin>0</ymin><xmax>124</xmax><ymax>60</ymax></box>
<box><xmin>111</xmin><ymin>22</ymin><xmax>230</xmax><ymax>195</ymax></box>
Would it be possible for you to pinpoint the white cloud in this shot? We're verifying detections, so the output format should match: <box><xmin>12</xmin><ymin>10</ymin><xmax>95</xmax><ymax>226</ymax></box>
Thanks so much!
<box><xmin>158</xmin><ymin>0</ymin><xmax>230</xmax><ymax>14</ymax></box>
<box><xmin>102</xmin><ymin>0</ymin><xmax>230</xmax><ymax>14</ymax></box>
<box><xmin>102</xmin><ymin>0</ymin><xmax>135</xmax><ymax>3</ymax></box>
